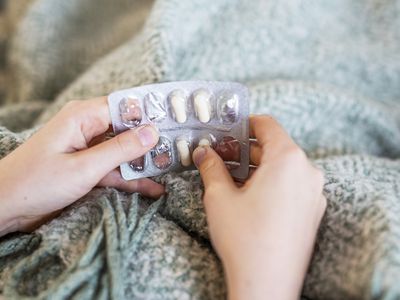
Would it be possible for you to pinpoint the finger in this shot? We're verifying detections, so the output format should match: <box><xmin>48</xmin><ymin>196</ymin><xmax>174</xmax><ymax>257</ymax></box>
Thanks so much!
<box><xmin>250</xmin><ymin>140</ymin><xmax>262</xmax><ymax>166</ymax></box>
<box><xmin>233</xmin><ymin>165</ymin><xmax>257</xmax><ymax>185</ymax></box>
<box><xmin>53</xmin><ymin>97</ymin><xmax>111</xmax><ymax>142</ymax></box>
<box><xmin>249</xmin><ymin>115</ymin><xmax>296</xmax><ymax>161</ymax></box>
<box><xmin>192</xmin><ymin>146</ymin><xmax>237</xmax><ymax>197</ymax></box>
<box><xmin>39</xmin><ymin>97</ymin><xmax>112</xmax><ymax>152</ymax></box>
<box><xmin>75</xmin><ymin>124</ymin><xmax>159</xmax><ymax>179</ymax></box>
<box><xmin>88</xmin><ymin>126</ymin><xmax>115</xmax><ymax>148</ymax></box>
<box><xmin>235</xmin><ymin>181</ymin><xmax>244</xmax><ymax>188</ymax></box>
<box><xmin>249</xmin><ymin>115</ymin><xmax>293</xmax><ymax>147</ymax></box>
<box><xmin>98</xmin><ymin>169</ymin><xmax>165</xmax><ymax>198</ymax></box>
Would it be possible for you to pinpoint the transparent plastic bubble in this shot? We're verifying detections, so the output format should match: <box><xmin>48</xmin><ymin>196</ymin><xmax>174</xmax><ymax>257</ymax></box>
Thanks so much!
<box><xmin>217</xmin><ymin>92</ymin><xmax>239</xmax><ymax>124</ymax></box>
<box><xmin>215</xmin><ymin>136</ymin><xmax>241</xmax><ymax>162</ymax></box>
<box><xmin>193</xmin><ymin>89</ymin><xmax>212</xmax><ymax>123</ymax></box>
<box><xmin>169</xmin><ymin>89</ymin><xmax>188</xmax><ymax>123</ymax></box>
<box><xmin>129</xmin><ymin>156</ymin><xmax>145</xmax><ymax>172</ymax></box>
<box><xmin>176</xmin><ymin>137</ymin><xmax>192</xmax><ymax>167</ymax></box>
<box><xmin>151</xmin><ymin>136</ymin><xmax>173</xmax><ymax>169</ymax></box>
<box><xmin>144</xmin><ymin>92</ymin><xmax>167</xmax><ymax>122</ymax></box>
<box><xmin>119</xmin><ymin>97</ymin><xmax>142</xmax><ymax>128</ymax></box>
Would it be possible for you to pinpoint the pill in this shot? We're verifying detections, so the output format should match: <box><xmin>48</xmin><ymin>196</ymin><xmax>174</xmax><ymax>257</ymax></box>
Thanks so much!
<box><xmin>144</xmin><ymin>92</ymin><xmax>166</xmax><ymax>122</ymax></box>
<box><xmin>169</xmin><ymin>90</ymin><xmax>187</xmax><ymax>123</ymax></box>
<box><xmin>198</xmin><ymin>134</ymin><xmax>216</xmax><ymax>148</ymax></box>
<box><xmin>151</xmin><ymin>136</ymin><xmax>173</xmax><ymax>169</ymax></box>
<box><xmin>129</xmin><ymin>156</ymin><xmax>145</xmax><ymax>172</ymax></box>
<box><xmin>218</xmin><ymin>92</ymin><xmax>239</xmax><ymax>124</ymax></box>
<box><xmin>198</xmin><ymin>138</ymin><xmax>211</xmax><ymax>147</ymax></box>
<box><xmin>176</xmin><ymin>139</ymin><xmax>192</xmax><ymax>167</ymax></box>
<box><xmin>193</xmin><ymin>89</ymin><xmax>212</xmax><ymax>123</ymax></box>
<box><xmin>119</xmin><ymin>97</ymin><xmax>142</xmax><ymax>128</ymax></box>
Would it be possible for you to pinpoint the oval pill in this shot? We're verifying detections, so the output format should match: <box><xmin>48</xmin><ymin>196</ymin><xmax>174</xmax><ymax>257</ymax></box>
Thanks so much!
<box><xmin>198</xmin><ymin>138</ymin><xmax>211</xmax><ymax>147</ymax></box>
<box><xmin>193</xmin><ymin>89</ymin><xmax>212</xmax><ymax>123</ymax></box>
<box><xmin>176</xmin><ymin>139</ymin><xmax>192</xmax><ymax>167</ymax></box>
<box><xmin>170</xmin><ymin>90</ymin><xmax>187</xmax><ymax>123</ymax></box>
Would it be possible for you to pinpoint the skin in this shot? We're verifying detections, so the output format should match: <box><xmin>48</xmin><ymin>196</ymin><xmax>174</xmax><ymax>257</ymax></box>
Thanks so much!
<box><xmin>0</xmin><ymin>98</ymin><xmax>326</xmax><ymax>299</ymax></box>
<box><xmin>0</xmin><ymin>97</ymin><xmax>164</xmax><ymax>235</ymax></box>
<box><xmin>192</xmin><ymin>116</ymin><xmax>326</xmax><ymax>300</ymax></box>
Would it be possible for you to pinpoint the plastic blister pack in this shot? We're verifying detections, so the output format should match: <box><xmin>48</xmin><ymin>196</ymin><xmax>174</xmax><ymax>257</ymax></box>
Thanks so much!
<box><xmin>108</xmin><ymin>81</ymin><xmax>250</xmax><ymax>180</ymax></box>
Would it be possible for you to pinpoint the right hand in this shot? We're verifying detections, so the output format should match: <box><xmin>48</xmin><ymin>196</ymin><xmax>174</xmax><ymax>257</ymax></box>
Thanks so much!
<box><xmin>192</xmin><ymin>115</ymin><xmax>326</xmax><ymax>300</ymax></box>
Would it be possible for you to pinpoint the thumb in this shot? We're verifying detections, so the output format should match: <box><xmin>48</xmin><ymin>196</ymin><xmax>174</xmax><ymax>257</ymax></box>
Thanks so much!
<box><xmin>76</xmin><ymin>124</ymin><xmax>159</xmax><ymax>178</ymax></box>
<box><xmin>193</xmin><ymin>146</ymin><xmax>236</xmax><ymax>199</ymax></box>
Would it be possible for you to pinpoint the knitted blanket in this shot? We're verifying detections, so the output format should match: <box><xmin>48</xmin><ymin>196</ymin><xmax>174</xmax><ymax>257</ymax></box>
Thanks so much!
<box><xmin>0</xmin><ymin>0</ymin><xmax>400</xmax><ymax>299</ymax></box>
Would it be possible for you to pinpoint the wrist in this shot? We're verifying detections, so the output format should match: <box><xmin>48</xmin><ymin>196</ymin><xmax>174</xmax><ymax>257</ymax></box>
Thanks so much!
<box><xmin>220</xmin><ymin>234</ymin><xmax>314</xmax><ymax>300</ymax></box>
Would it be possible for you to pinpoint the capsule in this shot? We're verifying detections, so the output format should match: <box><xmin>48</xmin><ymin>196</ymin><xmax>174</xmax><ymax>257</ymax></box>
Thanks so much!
<box><xmin>119</xmin><ymin>97</ymin><xmax>142</xmax><ymax>128</ymax></box>
<box><xmin>198</xmin><ymin>133</ymin><xmax>216</xmax><ymax>147</ymax></box>
<box><xmin>144</xmin><ymin>92</ymin><xmax>167</xmax><ymax>122</ymax></box>
<box><xmin>193</xmin><ymin>89</ymin><xmax>212</xmax><ymax>123</ymax></box>
<box><xmin>198</xmin><ymin>138</ymin><xmax>211</xmax><ymax>147</ymax></box>
<box><xmin>176</xmin><ymin>138</ymin><xmax>192</xmax><ymax>167</ymax></box>
<box><xmin>169</xmin><ymin>90</ymin><xmax>187</xmax><ymax>123</ymax></box>
<box><xmin>151</xmin><ymin>136</ymin><xmax>173</xmax><ymax>169</ymax></box>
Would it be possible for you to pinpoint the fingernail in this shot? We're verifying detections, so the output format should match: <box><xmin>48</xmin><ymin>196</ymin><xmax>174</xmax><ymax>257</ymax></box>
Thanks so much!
<box><xmin>193</xmin><ymin>146</ymin><xmax>207</xmax><ymax>167</ymax></box>
<box><xmin>137</xmin><ymin>125</ymin><xmax>158</xmax><ymax>147</ymax></box>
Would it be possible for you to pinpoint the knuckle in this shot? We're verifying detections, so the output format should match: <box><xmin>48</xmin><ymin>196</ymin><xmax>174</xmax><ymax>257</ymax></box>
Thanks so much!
<box><xmin>60</xmin><ymin>100</ymin><xmax>85</xmax><ymax>126</ymax></box>
<box><xmin>115</xmin><ymin>134</ymin><xmax>133</xmax><ymax>156</ymax></box>
<box><xmin>281</xmin><ymin>145</ymin><xmax>308</xmax><ymax>166</ymax></box>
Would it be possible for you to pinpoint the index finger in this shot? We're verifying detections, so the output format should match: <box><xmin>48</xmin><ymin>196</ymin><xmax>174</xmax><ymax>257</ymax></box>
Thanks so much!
<box><xmin>51</xmin><ymin>97</ymin><xmax>112</xmax><ymax>144</ymax></box>
<box><xmin>249</xmin><ymin>115</ymin><xmax>296</xmax><ymax>159</ymax></box>
<box><xmin>75</xmin><ymin>96</ymin><xmax>112</xmax><ymax>140</ymax></box>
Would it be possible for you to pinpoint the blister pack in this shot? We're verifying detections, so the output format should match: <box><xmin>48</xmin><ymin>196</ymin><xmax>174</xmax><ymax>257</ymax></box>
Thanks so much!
<box><xmin>107</xmin><ymin>81</ymin><xmax>250</xmax><ymax>180</ymax></box>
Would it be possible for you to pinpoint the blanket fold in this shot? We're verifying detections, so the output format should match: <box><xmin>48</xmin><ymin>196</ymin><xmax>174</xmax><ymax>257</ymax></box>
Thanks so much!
<box><xmin>0</xmin><ymin>0</ymin><xmax>399</xmax><ymax>299</ymax></box>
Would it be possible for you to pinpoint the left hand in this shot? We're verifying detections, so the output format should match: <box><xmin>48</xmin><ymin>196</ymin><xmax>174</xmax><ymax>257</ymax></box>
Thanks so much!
<box><xmin>0</xmin><ymin>97</ymin><xmax>164</xmax><ymax>236</ymax></box>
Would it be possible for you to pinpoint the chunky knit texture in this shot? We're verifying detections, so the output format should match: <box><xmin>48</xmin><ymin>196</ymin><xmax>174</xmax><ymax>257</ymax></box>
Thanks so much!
<box><xmin>0</xmin><ymin>0</ymin><xmax>400</xmax><ymax>299</ymax></box>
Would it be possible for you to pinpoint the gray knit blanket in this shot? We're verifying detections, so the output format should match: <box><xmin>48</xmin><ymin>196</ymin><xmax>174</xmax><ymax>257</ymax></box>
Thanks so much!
<box><xmin>0</xmin><ymin>0</ymin><xmax>399</xmax><ymax>299</ymax></box>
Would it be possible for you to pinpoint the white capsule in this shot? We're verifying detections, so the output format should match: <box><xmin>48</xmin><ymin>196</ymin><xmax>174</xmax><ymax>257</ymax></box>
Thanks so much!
<box><xmin>193</xmin><ymin>89</ymin><xmax>212</xmax><ymax>123</ymax></box>
<box><xmin>170</xmin><ymin>90</ymin><xmax>187</xmax><ymax>123</ymax></box>
<box><xmin>176</xmin><ymin>139</ymin><xmax>192</xmax><ymax>167</ymax></box>
<box><xmin>198</xmin><ymin>138</ymin><xmax>211</xmax><ymax>147</ymax></box>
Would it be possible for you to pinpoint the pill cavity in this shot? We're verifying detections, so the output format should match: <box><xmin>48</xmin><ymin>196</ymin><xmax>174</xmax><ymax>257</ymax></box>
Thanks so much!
<box><xmin>215</xmin><ymin>136</ymin><xmax>241</xmax><ymax>163</ymax></box>
<box><xmin>144</xmin><ymin>92</ymin><xmax>167</xmax><ymax>122</ymax></box>
<box><xmin>218</xmin><ymin>92</ymin><xmax>239</xmax><ymax>124</ymax></box>
<box><xmin>193</xmin><ymin>89</ymin><xmax>212</xmax><ymax>123</ymax></box>
<box><xmin>169</xmin><ymin>90</ymin><xmax>187</xmax><ymax>123</ymax></box>
<box><xmin>176</xmin><ymin>138</ymin><xmax>192</xmax><ymax>167</ymax></box>
<box><xmin>129</xmin><ymin>156</ymin><xmax>145</xmax><ymax>172</ymax></box>
<box><xmin>119</xmin><ymin>97</ymin><xmax>142</xmax><ymax>128</ymax></box>
<box><xmin>151</xmin><ymin>136</ymin><xmax>173</xmax><ymax>169</ymax></box>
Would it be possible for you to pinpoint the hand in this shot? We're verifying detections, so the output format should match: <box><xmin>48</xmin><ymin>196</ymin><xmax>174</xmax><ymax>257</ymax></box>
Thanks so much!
<box><xmin>192</xmin><ymin>115</ymin><xmax>326</xmax><ymax>300</ymax></box>
<box><xmin>0</xmin><ymin>97</ymin><xmax>164</xmax><ymax>236</ymax></box>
